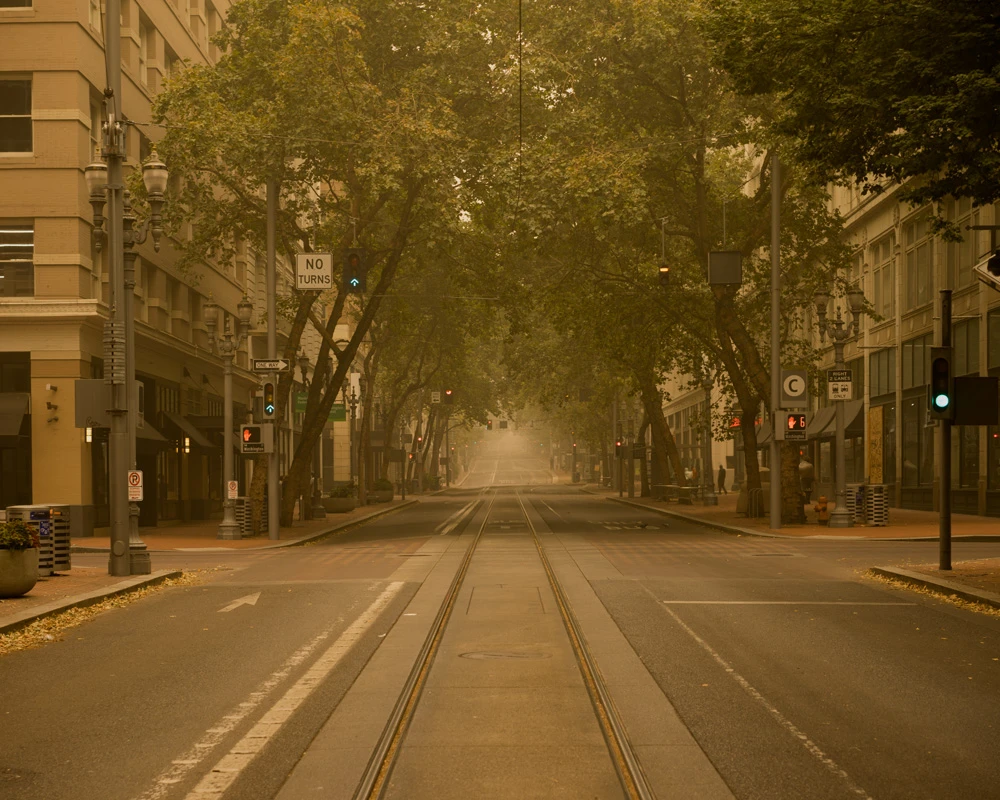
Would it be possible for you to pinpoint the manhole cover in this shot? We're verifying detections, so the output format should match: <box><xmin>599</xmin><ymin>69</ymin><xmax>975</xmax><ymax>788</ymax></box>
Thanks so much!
<box><xmin>460</xmin><ymin>651</ymin><xmax>551</xmax><ymax>660</ymax></box>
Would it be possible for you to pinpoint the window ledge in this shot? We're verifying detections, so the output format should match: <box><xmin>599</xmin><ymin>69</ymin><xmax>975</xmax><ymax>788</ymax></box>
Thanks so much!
<box><xmin>0</xmin><ymin>8</ymin><xmax>35</xmax><ymax>17</ymax></box>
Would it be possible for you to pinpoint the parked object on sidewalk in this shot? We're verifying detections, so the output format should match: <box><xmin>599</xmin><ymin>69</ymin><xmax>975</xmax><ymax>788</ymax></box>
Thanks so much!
<box><xmin>324</xmin><ymin>483</ymin><xmax>358</xmax><ymax>513</ymax></box>
<box><xmin>814</xmin><ymin>495</ymin><xmax>830</xmax><ymax>525</ymax></box>
<box><xmin>4</xmin><ymin>506</ymin><xmax>59</xmax><ymax>576</ymax></box>
<box><xmin>0</xmin><ymin>519</ymin><xmax>39</xmax><ymax>597</ymax></box>
<box><xmin>369</xmin><ymin>478</ymin><xmax>394</xmax><ymax>504</ymax></box>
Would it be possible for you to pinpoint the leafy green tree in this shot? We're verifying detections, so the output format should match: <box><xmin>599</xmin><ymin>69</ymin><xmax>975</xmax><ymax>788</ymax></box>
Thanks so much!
<box><xmin>703</xmin><ymin>0</ymin><xmax>1000</xmax><ymax>207</ymax></box>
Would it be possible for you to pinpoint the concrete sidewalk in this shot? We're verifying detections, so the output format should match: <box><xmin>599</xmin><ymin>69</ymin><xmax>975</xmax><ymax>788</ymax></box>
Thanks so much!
<box><xmin>585</xmin><ymin>484</ymin><xmax>1000</xmax><ymax>609</ymax></box>
<box><xmin>1</xmin><ymin>498</ymin><xmax>417</xmax><ymax>635</ymax></box>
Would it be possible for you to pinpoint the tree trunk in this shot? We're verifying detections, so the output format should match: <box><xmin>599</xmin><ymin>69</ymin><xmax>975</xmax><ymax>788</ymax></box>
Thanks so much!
<box><xmin>637</xmin><ymin>371</ymin><xmax>686</xmax><ymax>487</ymax></box>
<box><xmin>638</xmin><ymin>413</ymin><xmax>650</xmax><ymax>497</ymax></box>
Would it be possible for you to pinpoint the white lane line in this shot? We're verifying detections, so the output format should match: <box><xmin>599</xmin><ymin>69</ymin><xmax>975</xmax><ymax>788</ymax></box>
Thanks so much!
<box><xmin>435</xmin><ymin>501</ymin><xmax>476</xmax><ymax>535</ymax></box>
<box><xmin>133</xmin><ymin>582</ymin><xmax>402</xmax><ymax>800</ymax></box>
<box><xmin>540</xmin><ymin>500</ymin><xmax>564</xmax><ymax>521</ymax></box>
<box><xmin>662</xmin><ymin>600</ymin><xmax>915</xmax><ymax>605</ymax></box>
<box><xmin>218</xmin><ymin>592</ymin><xmax>261</xmax><ymax>613</ymax></box>
<box><xmin>183</xmin><ymin>582</ymin><xmax>404</xmax><ymax>800</ymax></box>
<box><xmin>661</xmin><ymin>604</ymin><xmax>873</xmax><ymax>799</ymax></box>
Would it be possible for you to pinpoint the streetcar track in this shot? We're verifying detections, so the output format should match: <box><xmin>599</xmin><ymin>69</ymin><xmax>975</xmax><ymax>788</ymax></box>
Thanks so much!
<box><xmin>353</xmin><ymin>488</ymin><xmax>653</xmax><ymax>800</ymax></box>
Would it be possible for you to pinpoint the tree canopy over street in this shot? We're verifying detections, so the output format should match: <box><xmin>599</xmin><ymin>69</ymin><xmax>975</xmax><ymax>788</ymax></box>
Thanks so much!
<box><xmin>146</xmin><ymin>0</ymin><xmax>989</xmax><ymax>520</ymax></box>
<box><xmin>703</xmin><ymin>0</ymin><xmax>1000</xmax><ymax>207</ymax></box>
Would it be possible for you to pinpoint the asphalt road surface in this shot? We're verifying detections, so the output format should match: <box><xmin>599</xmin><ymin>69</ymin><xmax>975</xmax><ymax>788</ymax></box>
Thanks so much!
<box><xmin>2</xmin><ymin>445</ymin><xmax>999</xmax><ymax>800</ymax></box>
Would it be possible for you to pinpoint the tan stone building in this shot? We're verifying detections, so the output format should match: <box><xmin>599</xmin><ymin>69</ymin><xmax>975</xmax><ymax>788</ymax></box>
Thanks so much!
<box><xmin>0</xmin><ymin>0</ymin><xmax>305</xmax><ymax>533</ymax></box>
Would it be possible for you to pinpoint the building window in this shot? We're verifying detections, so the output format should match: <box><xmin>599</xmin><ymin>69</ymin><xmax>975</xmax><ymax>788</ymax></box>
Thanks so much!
<box><xmin>953</xmin><ymin>318</ymin><xmax>981</xmax><ymax>377</ymax></box>
<box><xmin>870</xmin><ymin>233</ymin><xmax>895</xmax><ymax>321</ymax></box>
<box><xmin>139</xmin><ymin>22</ymin><xmax>149</xmax><ymax>86</ymax></box>
<box><xmin>901</xmin><ymin>395</ymin><xmax>932</xmax><ymax>487</ymax></box>
<box><xmin>953</xmin><ymin>425</ymin><xmax>979</xmax><ymax>490</ymax></box>
<box><xmin>902</xmin><ymin>334</ymin><xmax>932</xmax><ymax>390</ymax></box>
<box><xmin>0</xmin><ymin>79</ymin><xmax>32</xmax><ymax>152</ymax></box>
<box><xmin>0</xmin><ymin>224</ymin><xmax>33</xmax><ymax>296</ymax></box>
<box><xmin>948</xmin><ymin>198</ymin><xmax>991</xmax><ymax>291</ymax></box>
<box><xmin>0</xmin><ymin>0</ymin><xmax>32</xmax><ymax>8</ymax></box>
<box><xmin>89</xmin><ymin>0</ymin><xmax>101</xmax><ymax>28</ymax></box>
<box><xmin>869</xmin><ymin>347</ymin><xmax>896</xmax><ymax>399</ymax></box>
<box><xmin>903</xmin><ymin>216</ymin><xmax>932</xmax><ymax>311</ymax></box>
<box><xmin>847</xmin><ymin>357</ymin><xmax>864</xmax><ymax>399</ymax></box>
<box><xmin>989</xmin><ymin>308</ymin><xmax>1000</xmax><ymax>371</ymax></box>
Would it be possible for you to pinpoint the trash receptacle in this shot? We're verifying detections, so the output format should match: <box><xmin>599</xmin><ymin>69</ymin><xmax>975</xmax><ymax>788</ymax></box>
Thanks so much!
<box><xmin>845</xmin><ymin>484</ymin><xmax>866</xmax><ymax>525</ymax></box>
<box><xmin>865</xmin><ymin>484</ymin><xmax>889</xmax><ymax>526</ymax></box>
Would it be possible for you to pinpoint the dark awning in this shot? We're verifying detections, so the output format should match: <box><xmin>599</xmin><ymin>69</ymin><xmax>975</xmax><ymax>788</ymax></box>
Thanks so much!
<box><xmin>806</xmin><ymin>406</ymin><xmax>837</xmax><ymax>440</ymax></box>
<box><xmin>162</xmin><ymin>412</ymin><xmax>214</xmax><ymax>448</ymax></box>
<box><xmin>813</xmin><ymin>400</ymin><xmax>864</xmax><ymax>438</ymax></box>
<box><xmin>136</xmin><ymin>419</ymin><xmax>169</xmax><ymax>442</ymax></box>
<box><xmin>0</xmin><ymin>393</ymin><xmax>29</xmax><ymax>437</ymax></box>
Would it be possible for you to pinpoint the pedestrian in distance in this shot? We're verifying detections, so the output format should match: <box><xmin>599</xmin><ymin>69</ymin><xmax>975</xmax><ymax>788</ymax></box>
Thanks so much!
<box><xmin>717</xmin><ymin>464</ymin><xmax>728</xmax><ymax>494</ymax></box>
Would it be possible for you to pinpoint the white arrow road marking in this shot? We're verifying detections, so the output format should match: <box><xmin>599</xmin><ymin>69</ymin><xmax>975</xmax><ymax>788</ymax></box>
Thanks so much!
<box><xmin>217</xmin><ymin>592</ymin><xmax>261</xmax><ymax>613</ymax></box>
<box><xmin>184</xmin><ymin>582</ymin><xmax>403</xmax><ymax>800</ymax></box>
<box><xmin>135</xmin><ymin>582</ymin><xmax>402</xmax><ymax>800</ymax></box>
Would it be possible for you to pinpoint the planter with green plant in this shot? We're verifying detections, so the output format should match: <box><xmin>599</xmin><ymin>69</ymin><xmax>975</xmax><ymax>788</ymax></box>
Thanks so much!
<box><xmin>0</xmin><ymin>519</ymin><xmax>40</xmax><ymax>598</ymax></box>
<box><xmin>369</xmin><ymin>478</ymin><xmax>394</xmax><ymax>504</ymax></box>
<box><xmin>323</xmin><ymin>483</ymin><xmax>357</xmax><ymax>513</ymax></box>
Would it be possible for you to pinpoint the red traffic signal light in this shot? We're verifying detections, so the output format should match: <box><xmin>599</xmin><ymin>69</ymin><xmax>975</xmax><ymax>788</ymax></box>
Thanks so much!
<box><xmin>444</xmin><ymin>389</ymin><xmax>454</xmax><ymax>405</ymax></box>
<box><xmin>487</xmin><ymin>420</ymin><xmax>493</xmax><ymax>431</ymax></box>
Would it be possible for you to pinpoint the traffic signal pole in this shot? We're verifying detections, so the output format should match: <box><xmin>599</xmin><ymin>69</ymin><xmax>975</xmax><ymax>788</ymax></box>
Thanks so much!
<box><xmin>939</xmin><ymin>290</ymin><xmax>952</xmax><ymax>570</ymax></box>
<box><xmin>267</xmin><ymin>177</ymin><xmax>280</xmax><ymax>539</ymax></box>
<box><xmin>769</xmin><ymin>153</ymin><xmax>782</xmax><ymax>530</ymax></box>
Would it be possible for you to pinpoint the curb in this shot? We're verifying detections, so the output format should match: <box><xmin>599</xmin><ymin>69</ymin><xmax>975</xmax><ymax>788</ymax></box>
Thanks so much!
<box><xmin>0</xmin><ymin>569</ymin><xmax>182</xmax><ymax>635</ymax></box>
<box><xmin>606</xmin><ymin>496</ymin><xmax>1000</xmax><ymax>542</ymax></box>
<box><xmin>869</xmin><ymin>566</ymin><xmax>1000</xmax><ymax>611</ymax></box>
<box><xmin>71</xmin><ymin>498</ymin><xmax>420</xmax><ymax>554</ymax></box>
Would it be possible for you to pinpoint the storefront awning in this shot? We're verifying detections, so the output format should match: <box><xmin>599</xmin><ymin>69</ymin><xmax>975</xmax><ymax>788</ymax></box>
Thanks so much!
<box><xmin>162</xmin><ymin>411</ymin><xmax>214</xmax><ymax>449</ymax></box>
<box><xmin>806</xmin><ymin>406</ymin><xmax>836</xmax><ymax>440</ymax></box>
<box><xmin>0</xmin><ymin>393</ymin><xmax>29</xmax><ymax>437</ymax></box>
<box><xmin>136</xmin><ymin>420</ymin><xmax>169</xmax><ymax>442</ymax></box>
<box><xmin>813</xmin><ymin>400</ymin><xmax>864</xmax><ymax>438</ymax></box>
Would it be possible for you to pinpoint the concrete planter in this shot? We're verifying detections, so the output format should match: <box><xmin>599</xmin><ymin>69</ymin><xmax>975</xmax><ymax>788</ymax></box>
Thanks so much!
<box><xmin>0</xmin><ymin>548</ymin><xmax>39</xmax><ymax>598</ymax></box>
<box><xmin>322</xmin><ymin>497</ymin><xmax>357</xmax><ymax>514</ymax></box>
<box><xmin>368</xmin><ymin>490</ymin><xmax>394</xmax><ymax>504</ymax></box>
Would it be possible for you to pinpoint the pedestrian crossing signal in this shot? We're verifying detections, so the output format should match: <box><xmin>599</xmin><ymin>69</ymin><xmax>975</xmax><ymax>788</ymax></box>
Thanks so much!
<box><xmin>243</xmin><ymin>426</ymin><xmax>261</xmax><ymax>443</ymax></box>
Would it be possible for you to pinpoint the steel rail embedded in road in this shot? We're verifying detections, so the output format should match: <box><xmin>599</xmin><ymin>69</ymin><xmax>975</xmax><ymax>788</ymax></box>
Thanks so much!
<box><xmin>353</xmin><ymin>487</ymin><xmax>654</xmax><ymax>800</ymax></box>
<box><xmin>516</xmin><ymin>489</ymin><xmax>655</xmax><ymax>800</ymax></box>
<box><xmin>353</xmin><ymin>491</ymin><xmax>492</xmax><ymax>800</ymax></box>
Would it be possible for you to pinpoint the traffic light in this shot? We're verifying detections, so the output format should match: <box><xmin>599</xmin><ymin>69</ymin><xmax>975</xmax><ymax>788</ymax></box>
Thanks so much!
<box><xmin>243</xmin><ymin>426</ymin><xmax>261</xmax><ymax>444</ymax></box>
<box><xmin>929</xmin><ymin>346</ymin><xmax>954</xmax><ymax>420</ymax></box>
<box><xmin>240</xmin><ymin>423</ymin><xmax>273</xmax><ymax>453</ymax></box>
<box><xmin>407</xmin><ymin>452</ymin><xmax>414</xmax><ymax>461</ymax></box>
<box><xmin>262</xmin><ymin>382</ymin><xmax>276</xmax><ymax>417</ymax></box>
<box><xmin>615</xmin><ymin>439</ymin><xmax>622</xmax><ymax>459</ymax></box>
<box><xmin>658</xmin><ymin>264</ymin><xmax>670</xmax><ymax>286</ymax></box>
<box><xmin>444</xmin><ymin>389</ymin><xmax>454</xmax><ymax>405</ymax></box>
<box><xmin>487</xmin><ymin>419</ymin><xmax>493</xmax><ymax>431</ymax></box>
<box><xmin>343</xmin><ymin>248</ymin><xmax>366</xmax><ymax>294</ymax></box>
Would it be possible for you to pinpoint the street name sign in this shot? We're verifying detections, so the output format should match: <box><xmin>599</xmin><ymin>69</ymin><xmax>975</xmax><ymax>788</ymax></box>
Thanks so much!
<box><xmin>127</xmin><ymin>470</ymin><xmax>143</xmax><ymax>502</ymax></box>
<box><xmin>827</xmin><ymin>368</ymin><xmax>853</xmax><ymax>401</ymax></box>
<box><xmin>253</xmin><ymin>359</ymin><xmax>290</xmax><ymax>373</ymax></box>
<box><xmin>295</xmin><ymin>253</ymin><xmax>333</xmax><ymax>290</ymax></box>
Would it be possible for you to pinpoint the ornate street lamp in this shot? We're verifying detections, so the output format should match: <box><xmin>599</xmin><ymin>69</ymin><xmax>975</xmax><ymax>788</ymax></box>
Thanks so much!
<box><xmin>206</xmin><ymin>295</ymin><xmax>254</xmax><ymax>539</ymax></box>
<box><xmin>813</xmin><ymin>284</ymin><xmax>865</xmax><ymax>528</ymax></box>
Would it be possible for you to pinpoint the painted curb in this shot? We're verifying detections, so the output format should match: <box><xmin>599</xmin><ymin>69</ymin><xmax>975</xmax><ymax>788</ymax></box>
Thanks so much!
<box><xmin>868</xmin><ymin>566</ymin><xmax>1000</xmax><ymax>611</ymax></box>
<box><xmin>70</xmin><ymin>498</ymin><xmax>420</xmax><ymax>554</ymax></box>
<box><xmin>0</xmin><ymin>569</ymin><xmax>183</xmax><ymax>635</ymax></box>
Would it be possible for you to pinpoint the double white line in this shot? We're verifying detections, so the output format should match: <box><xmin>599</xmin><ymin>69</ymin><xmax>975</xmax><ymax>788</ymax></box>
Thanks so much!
<box><xmin>434</xmin><ymin>499</ymin><xmax>478</xmax><ymax>536</ymax></box>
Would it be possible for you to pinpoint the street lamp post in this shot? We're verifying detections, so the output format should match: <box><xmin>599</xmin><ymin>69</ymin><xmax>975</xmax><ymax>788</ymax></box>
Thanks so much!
<box><xmin>297</xmin><ymin>352</ymin><xmax>326</xmax><ymax>520</ymax></box>
<box><xmin>86</xmin><ymin>148</ymin><xmax>168</xmax><ymax>575</ymax></box>
<box><xmin>813</xmin><ymin>285</ymin><xmax>865</xmax><ymax>529</ymax></box>
<box><xmin>700</xmin><ymin>374</ymin><xmax>718</xmax><ymax>506</ymax></box>
<box><xmin>204</xmin><ymin>295</ymin><xmax>254</xmax><ymax>539</ymax></box>
<box><xmin>344</xmin><ymin>378</ymin><xmax>359</xmax><ymax>486</ymax></box>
